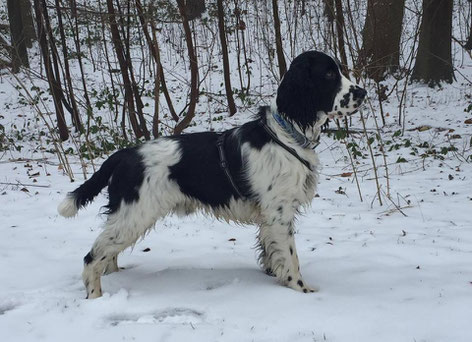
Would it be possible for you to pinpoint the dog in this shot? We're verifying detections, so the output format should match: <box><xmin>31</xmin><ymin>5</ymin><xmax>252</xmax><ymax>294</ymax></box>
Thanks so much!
<box><xmin>58</xmin><ymin>51</ymin><xmax>367</xmax><ymax>299</ymax></box>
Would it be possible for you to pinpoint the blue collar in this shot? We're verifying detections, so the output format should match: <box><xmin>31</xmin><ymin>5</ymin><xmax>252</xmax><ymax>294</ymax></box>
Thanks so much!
<box><xmin>272</xmin><ymin>111</ymin><xmax>320</xmax><ymax>150</ymax></box>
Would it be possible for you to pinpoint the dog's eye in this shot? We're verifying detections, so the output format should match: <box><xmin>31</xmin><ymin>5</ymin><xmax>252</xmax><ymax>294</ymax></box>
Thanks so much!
<box><xmin>325</xmin><ymin>71</ymin><xmax>336</xmax><ymax>80</ymax></box>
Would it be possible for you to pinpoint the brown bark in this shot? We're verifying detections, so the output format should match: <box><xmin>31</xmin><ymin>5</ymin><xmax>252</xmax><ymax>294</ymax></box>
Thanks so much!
<box><xmin>151</xmin><ymin>27</ymin><xmax>161</xmax><ymax>138</ymax></box>
<box><xmin>334</xmin><ymin>0</ymin><xmax>348</xmax><ymax>76</ymax></box>
<box><xmin>19</xmin><ymin>0</ymin><xmax>36</xmax><ymax>48</ymax></box>
<box><xmin>7</xmin><ymin>0</ymin><xmax>29</xmax><ymax>73</ymax></box>
<box><xmin>33</xmin><ymin>0</ymin><xmax>68</xmax><ymax>141</ymax></box>
<box><xmin>185</xmin><ymin>0</ymin><xmax>206</xmax><ymax>20</ymax></box>
<box><xmin>174</xmin><ymin>0</ymin><xmax>199</xmax><ymax>135</ymax></box>
<box><xmin>55</xmin><ymin>0</ymin><xmax>83</xmax><ymax>132</ymax></box>
<box><xmin>359</xmin><ymin>0</ymin><xmax>406</xmax><ymax>81</ymax></box>
<box><xmin>70</xmin><ymin>0</ymin><xmax>93</xmax><ymax>126</ymax></box>
<box><xmin>465</xmin><ymin>6</ymin><xmax>472</xmax><ymax>50</ymax></box>
<box><xmin>323</xmin><ymin>0</ymin><xmax>335</xmax><ymax>22</ymax></box>
<box><xmin>135</xmin><ymin>0</ymin><xmax>179</xmax><ymax>126</ymax></box>
<box><xmin>272</xmin><ymin>0</ymin><xmax>287</xmax><ymax>78</ymax></box>
<box><xmin>217</xmin><ymin>0</ymin><xmax>237</xmax><ymax>116</ymax></box>
<box><xmin>412</xmin><ymin>0</ymin><xmax>454</xmax><ymax>86</ymax></box>
<box><xmin>106</xmin><ymin>0</ymin><xmax>143</xmax><ymax>138</ymax></box>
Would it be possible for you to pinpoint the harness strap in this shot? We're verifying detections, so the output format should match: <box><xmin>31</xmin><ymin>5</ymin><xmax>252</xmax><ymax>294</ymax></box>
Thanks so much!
<box><xmin>258</xmin><ymin>119</ymin><xmax>313</xmax><ymax>171</ymax></box>
<box><xmin>216</xmin><ymin>133</ymin><xmax>246</xmax><ymax>199</ymax></box>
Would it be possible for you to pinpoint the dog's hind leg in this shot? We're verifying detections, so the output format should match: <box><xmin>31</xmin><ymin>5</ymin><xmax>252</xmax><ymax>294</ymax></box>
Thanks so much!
<box><xmin>82</xmin><ymin>208</ymin><xmax>159</xmax><ymax>299</ymax></box>
<box><xmin>258</xmin><ymin>202</ymin><xmax>318</xmax><ymax>293</ymax></box>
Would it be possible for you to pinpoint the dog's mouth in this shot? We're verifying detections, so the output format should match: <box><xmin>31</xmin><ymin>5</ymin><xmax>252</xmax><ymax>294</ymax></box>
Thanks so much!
<box><xmin>327</xmin><ymin>108</ymin><xmax>359</xmax><ymax>120</ymax></box>
<box><xmin>327</xmin><ymin>101</ymin><xmax>365</xmax><ymax>120</ymax></box>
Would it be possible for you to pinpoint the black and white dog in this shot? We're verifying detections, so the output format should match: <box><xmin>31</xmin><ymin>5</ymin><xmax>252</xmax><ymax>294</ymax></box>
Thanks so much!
<box><xmin>58</xmin><ymin>51</ymin><xmax>366</xmax><ymax>299</ymax></box>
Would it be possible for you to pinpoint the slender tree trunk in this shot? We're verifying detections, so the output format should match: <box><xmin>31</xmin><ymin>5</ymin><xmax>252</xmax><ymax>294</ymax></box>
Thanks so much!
<box><xmin>19</xmin><ymin>0</ymin><xmax>36</xmax><ymax>48</ymax></box>
<box><xmin>465</xmin><ymin>3</ymin><xmax>472</xmax><ymax>50</ymax></box>
<box><xmin>412</xmin><ymin>0</ymin><xmax>454</xmax><ymax>86</ymax></box>
<box><xmin>323</xmin><ymin>0</ymin><xmax>335</xmax><ymax>22</ymax></box>
<box><xmin>7</xmin><ymin>0</ymin><xmax>29</xmax><ymax>73</ymax></box>
<box><xmin>33</xmin><ymin>0</ymin><xmax>68</xmax><ymax>141</ymax></box>
<box><xmin>359</xmin><ymin>0</ymin><xmax>406</xmax><ymax>81</ymax></box>
<box><xmin>174</xmin><ymin>0</ymin><xmax>199</xmax><ymax>135</ymax></box>
<box><xmin>272</xmin><ymin>0</ymin><xmax>287</xmax><ymax>78</ymax></box>
<box><xmin>70</xmin><ymin>0</ymin><xmax>93</xmax><ymax>130</ymax></box>
<box><xmin>151</xmin><ymin>27</ymin><xmax>161</xmax><ymax>138</ymax></box>
<box><xmin>106</xmin><ymin>0</ymin><xmax>143</xmax><ymax>138</ymax></box>
<box><xmin>185</xmin><ymin>0</ymin><xmax>206</xmax><ymax>20</ymax></box>
<box><xmin>334</xmin><ymin>0</ymin><xmax>348</xmax><ymax>75</ymax></box>
<box><xmin>135</xmin><ymin>0</ymin><xmax>179</xmax><ymax>124</ymax></box>
<box><xmin>55</xmin><ymin>0</ymin><xmax>83</xmax><ymax>132</ymax></box>
<box><xmin>217</xmin><ymin>0</ymin><xmax>237</xmax><ymax>116</ymax></box>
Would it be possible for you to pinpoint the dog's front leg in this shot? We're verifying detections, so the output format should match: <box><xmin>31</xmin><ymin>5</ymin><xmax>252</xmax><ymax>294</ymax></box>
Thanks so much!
<box><xmin>258</xmin><ymin>205</ymin><xmax>318</xmax><ymax>293</ymax></box>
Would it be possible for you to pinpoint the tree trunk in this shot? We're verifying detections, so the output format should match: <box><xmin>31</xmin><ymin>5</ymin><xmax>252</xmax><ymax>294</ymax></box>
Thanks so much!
<box><xmin>19</xmin><ymin>0</ymin><xmax>36</xmax><ymax>48</ymax></box>
<box><xmin>334</xmin><ymin>0</ymin><xmax>348</xmax><ymax>76</ymax></box>
<box><xmin>7</xmin><ymin>0</ymin><xmax>29</xmax><ymax>73</ymax></box>
<box><xmin>412</xmin><ymin>0</ymin><xmax>454</xmax><ymax>86</ymax></box>
<box><xmin>106</xmin><ymin>0</ymin><xmax>143</xmax><ymax>138</ymax></box>
<box><xmin>465</xmin><ymin>3</ymin><xmax>472</xmax><ymax>50</ymax></box>
<box><xmin>55</xmin><ymin>0</ymin><xmax>83</xmax><ymax>132</ymax></box>
<box><xmin>323</xmin><ymin>0</ymin><xmax>335</xmax><ymax>22</ymax></box>
<box><xmin>217</xmin><ymin>0</ymin><xmax>237</xmax><ymax>116</ymax></box>
<box><xmin>174</xmin><ymin>0</ymin><xmax>199</xmax><ymax>135</ymax></box>
<box><xmin>135</xmin><ymin>0</ymin><xmax>179</xmax><ymax>124</ymax></box>
<box><xmin>358</xmin><ymin>0</ymin><xmax>405</xmax><ymax>81</ymax></box>
<box><xmin>33</xmin><ymin>0</ymin><xmax>68</xmax><ymax>141</ymax></box>
<box><xmin>272</xmin><ymin>0</ymin><xmax>287</xmax><ymax>78</ymax></box>
<box><xmin>185</xmin><ymin>0</ymin><xmax>206</xmax><ymax>20</ymax></box>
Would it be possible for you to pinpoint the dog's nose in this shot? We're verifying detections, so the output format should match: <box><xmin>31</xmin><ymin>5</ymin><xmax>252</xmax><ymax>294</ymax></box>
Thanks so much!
<box><xmin>352</xmin><ymin>86</ymin><xmax>367</xmax><ymax>101</ymax></box>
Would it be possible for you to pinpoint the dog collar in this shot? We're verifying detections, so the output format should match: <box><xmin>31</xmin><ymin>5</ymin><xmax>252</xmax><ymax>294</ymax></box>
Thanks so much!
<box><xmin>272</xmin><ymin>111</ymin><xmax>320</xmax><ymax>150</ymax></box>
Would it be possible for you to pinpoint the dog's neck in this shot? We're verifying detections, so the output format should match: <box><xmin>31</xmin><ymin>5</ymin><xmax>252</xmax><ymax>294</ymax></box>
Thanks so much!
<box><xmin>267</xmin><ymin>105</ymin><xmax>326</xmax><ymax>150</ymax></box>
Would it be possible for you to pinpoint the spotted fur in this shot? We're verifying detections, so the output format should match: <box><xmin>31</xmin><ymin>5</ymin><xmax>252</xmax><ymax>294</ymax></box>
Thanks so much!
<box><xmin>58</xmin><ymin>51</ymin><xmax>366</xmax><ymax>299</ymax></box>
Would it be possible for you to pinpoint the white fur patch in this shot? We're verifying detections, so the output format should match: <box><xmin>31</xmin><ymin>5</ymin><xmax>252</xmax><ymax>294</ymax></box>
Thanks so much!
<box><xmin>57</xmin><ymin>194</ymin><xmax>78</xmax><ymax>218</ymax></box>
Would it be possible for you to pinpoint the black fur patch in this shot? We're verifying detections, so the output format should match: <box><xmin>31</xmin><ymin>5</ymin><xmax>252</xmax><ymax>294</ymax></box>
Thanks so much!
<box><xmin>105</xmin><ymin>148</ymin><xmax>145</xmax><ymax>214</ymax></box>
<box><xmin>84</xmin><ymin>252</ymin><xmax>93</xmax><ymax>265</ymax></box>
<box><xmin>168</xmin><ymin>132</ymin><xmax>245</xmax><ymax>207</ymax></box>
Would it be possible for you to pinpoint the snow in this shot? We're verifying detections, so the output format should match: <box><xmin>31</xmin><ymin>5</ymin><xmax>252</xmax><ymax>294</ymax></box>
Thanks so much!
<box><xmin>1</xmin><ymin>97</ymin><xmax>472</xmax><ymax>341</ymax></box>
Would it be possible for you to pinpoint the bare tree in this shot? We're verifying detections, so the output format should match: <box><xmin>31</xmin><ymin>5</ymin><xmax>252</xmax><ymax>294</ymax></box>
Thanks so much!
<box><xmin>412</xmin><ymin>0</ymin><xmax>454</xmax><ymax>86</ymax></box>
<box><xmin>7</xmin><ymin>0</ymin><xmax>30</xmax><ymax>72</ymax></box>
<box><xmin>174</xmin><ymin>0</ymin><xmax>200</xmax><ymax>134</ymax></box>
<box><xmin>272</xmin><ymin>0</ymin><xmax>287</xmax><ymax>78</ymax></box>
<box><xmin>465</xmin><ymin>0</ymin><xmax>472</xmax><ymax>50</ymax></box>
<box><xmin>106</xmin><ymin>0</ymin><xmax>149</xmax><ymax>139</ymax></box>
<box><xmin>358</xmin><ymin>0</ymin><xmax>406</xmax><ymax>81</ymax></box>
<box><xmin>185</xmin><ymin>0</ymin><xmax>206</xmax><ymax>20</ymax></box>
<box><xmin>334</xmin><ymin>0</ymin><xmax>348</xmax><ymax>75</ymax></box>
<box><xmin>33</xmin><ymin>0</ymin><xmax>68</xmax><ymax>141</ymax></box>
<box><xmin>19</xmin><ymin>0</ymin><xmax>36</xmax><ymax>48</ymax></box>
<box><xmin>217</xmin><ymin>0</ymin><xmax>237</xmax><ymax>116</ymax></box>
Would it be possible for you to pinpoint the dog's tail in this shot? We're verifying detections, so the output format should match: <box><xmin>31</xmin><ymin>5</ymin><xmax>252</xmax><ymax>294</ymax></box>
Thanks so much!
<box><xmin>57</xmin><ymin>151</ymin><xmax>123</xmax><ymax>218</ymax></box>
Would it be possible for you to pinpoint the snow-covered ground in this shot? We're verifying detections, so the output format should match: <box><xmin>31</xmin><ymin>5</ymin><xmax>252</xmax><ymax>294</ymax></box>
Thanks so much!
<box><xmin>1</xmin><ymin>3</ymin><xmax>472</xmax><ymax>339</ymax></box>
<box><xmin>1</xmin><ymin>73</ymin><xmax>472</xmax><ymax>341</ymax></box>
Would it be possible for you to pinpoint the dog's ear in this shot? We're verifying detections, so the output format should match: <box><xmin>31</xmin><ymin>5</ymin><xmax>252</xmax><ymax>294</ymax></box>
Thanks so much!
<box><xmin>276</xmin><ymin>63</ymin><xmax>320</xmax><ymax>131</ymax></box>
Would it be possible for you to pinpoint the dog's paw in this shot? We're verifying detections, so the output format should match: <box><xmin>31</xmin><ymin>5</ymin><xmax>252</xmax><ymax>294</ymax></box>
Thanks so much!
<box><xmin>286</xmin><ymin>277</ymin><xmax>319</xmax><ymax>293</ymax></box>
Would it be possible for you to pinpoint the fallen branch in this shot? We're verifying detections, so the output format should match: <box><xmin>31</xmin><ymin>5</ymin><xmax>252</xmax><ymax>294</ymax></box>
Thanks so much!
<box><xmin>0</xmin><ymin>181</ymin><xmax>51</xmax><ymax>188</ymax></box>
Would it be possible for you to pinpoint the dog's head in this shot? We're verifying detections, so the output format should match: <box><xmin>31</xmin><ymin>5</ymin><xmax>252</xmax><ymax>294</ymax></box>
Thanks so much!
<box><xmin>276</xmin><ymin>51</ymin><xmax>367</xmax><ymax>130</ymax></box>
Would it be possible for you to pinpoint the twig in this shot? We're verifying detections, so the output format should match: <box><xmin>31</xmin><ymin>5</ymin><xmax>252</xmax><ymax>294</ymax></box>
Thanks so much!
<box><xmin>0</xmin><ymin>181</ymin><xmax>51</xmax><ymax>188</ymax></box>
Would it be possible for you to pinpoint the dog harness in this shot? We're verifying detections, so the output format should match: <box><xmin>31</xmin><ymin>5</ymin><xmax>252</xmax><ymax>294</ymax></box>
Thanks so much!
<box><xmin>216</xmin><ymin>132</ymin><xmax>246</xmax><ymax>199</ymax></box>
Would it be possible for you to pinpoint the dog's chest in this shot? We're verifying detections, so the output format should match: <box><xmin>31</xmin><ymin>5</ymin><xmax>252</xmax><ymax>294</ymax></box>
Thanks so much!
<box><xmin>244</xmin><ymin>143</ymin><xmax>319</xmax><ymax>206</ymax></box>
